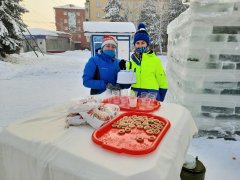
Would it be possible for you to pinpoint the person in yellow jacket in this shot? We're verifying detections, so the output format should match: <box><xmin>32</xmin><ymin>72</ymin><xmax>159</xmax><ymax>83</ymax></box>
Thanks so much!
<box><xmin>125</xmin><ymin>23</ymin><xmax>168</xmax><ymax>101</ymax></box>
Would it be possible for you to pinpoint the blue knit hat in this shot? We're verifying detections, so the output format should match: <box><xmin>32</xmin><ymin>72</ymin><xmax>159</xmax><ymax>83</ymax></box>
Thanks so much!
<box><xmin>133</xmin><ymin>23</ymin><xmax>150</xmax><ymax>46</ymax></box>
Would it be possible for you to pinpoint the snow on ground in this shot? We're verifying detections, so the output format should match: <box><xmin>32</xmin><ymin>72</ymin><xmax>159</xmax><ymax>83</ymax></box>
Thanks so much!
<box><xmin>188</xmin><ymin>137</ymin><xmax>240</xmax><ymax>180</ymax></box>
<box><xmin>0</xmin><ymin>50</ymin><xmax>239</xmax><ymax>180</ymax></box>
<box><xmin>0</xmin><ymin>50</ymin><xmax>90</xmax><ymax>128</ymax></box>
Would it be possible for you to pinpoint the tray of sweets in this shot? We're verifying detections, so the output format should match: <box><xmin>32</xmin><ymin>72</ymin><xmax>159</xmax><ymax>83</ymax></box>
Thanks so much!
<box><xmin>92</xmin><ymin>112</ymin><xmax>170</xmax><ymax>155</ymax></box>
<box><xmin>102</xmin><ymin>96</ymin><xmax>160</xmax><ymax>112</ymax></box>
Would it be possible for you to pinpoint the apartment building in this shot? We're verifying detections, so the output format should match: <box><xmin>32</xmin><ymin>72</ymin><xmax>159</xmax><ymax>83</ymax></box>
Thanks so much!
<box><xmin>54</xmin><ymin>4</ymin><xmax>88</xmax><ymax>49</ymax></box>
<box><xmin>85</xmin><ymin>0</ymin><xmax>169</xmax><ymax>24</ymax></box>
<box><xmin>85</xmin><ymin>0</ymin><xmax>108</xmax><ymax>22</ymax></box>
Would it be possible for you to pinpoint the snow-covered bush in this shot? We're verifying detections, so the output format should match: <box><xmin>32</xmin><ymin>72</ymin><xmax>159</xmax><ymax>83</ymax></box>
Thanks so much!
<box><xmin>103</xmin><ymin>0</ymin><xmax>125</xmax><ymax>22</ymax></box>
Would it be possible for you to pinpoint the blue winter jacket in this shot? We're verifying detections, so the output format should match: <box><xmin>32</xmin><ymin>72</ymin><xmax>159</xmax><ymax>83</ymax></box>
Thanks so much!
<box><xmin>82</xmin><ymin>53</ymin><xmax>121</xmax><ymax>94</ymax></box>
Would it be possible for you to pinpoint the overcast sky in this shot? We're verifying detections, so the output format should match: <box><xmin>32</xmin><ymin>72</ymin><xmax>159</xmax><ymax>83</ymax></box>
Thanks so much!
<box><xmin>21</xmin><ymin>0</ymin><xmax>85</xmax><ymax>30</ymax></box>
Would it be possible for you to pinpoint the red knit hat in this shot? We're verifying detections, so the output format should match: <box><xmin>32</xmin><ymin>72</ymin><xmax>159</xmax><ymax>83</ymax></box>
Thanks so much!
<box><xmin>101</xmin><ymin>35</ymin><xmax>118</xmax><ymax>48</ymax></box>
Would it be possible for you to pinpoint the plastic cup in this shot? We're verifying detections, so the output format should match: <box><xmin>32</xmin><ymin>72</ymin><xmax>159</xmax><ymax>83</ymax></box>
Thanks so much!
<box><xmin>120</xmin><ymin>96</ymin><xmax>129</xmax><ymax>106</ymax></box>
<box><xmin>148</xmin><ymin>92</ymin><xmax>158</xmax><ymax>105</ymax></box>
<box><xmin>128</xmin><ymin>96</ymin><xmax>137</xmax><ymax>108</ymax></box>
<box><xmin>111</xmin><ymin>90</ymin><xmax>120</xmax><ymax>104</ymax></box>
<box><xmin>140</xmin><ymin>92</ymin><xmax>148</xmax><ymax>98</ymax></box>
<box><xmin>112</xmin><ymin>96</ymin><xmax>121</xmax><ymax>105</ymax></box>
<box><xmin>121</xmin><ymin>89</ymin><xmax>129</xmax><ymax>97</ymax></box>
<box><xmin>140</xmin><ymin>97</ymin><xmax>151</xmax><ymax>109</ymax></box>
<box><xmin>139</xmin><ymin>92</ymin><xmax>149</xmax><ymax>109</ymax></box>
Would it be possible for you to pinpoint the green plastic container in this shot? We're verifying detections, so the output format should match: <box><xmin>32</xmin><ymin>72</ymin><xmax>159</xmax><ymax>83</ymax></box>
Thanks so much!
<box><xmin>180</xmin><ymin>157</ymin><xmax>206</xmax><ymax>180</ymax></box>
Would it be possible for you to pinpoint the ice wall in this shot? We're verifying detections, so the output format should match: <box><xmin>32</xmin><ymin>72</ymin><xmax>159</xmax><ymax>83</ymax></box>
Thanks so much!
<box><xmin>166</xmin><ymin>0</ymin><xmax>240</xmax><ymax>131</ymax></box>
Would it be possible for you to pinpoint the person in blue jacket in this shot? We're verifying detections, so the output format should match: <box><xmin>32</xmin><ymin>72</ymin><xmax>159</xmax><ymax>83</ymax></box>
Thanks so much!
<box><xmin>82</xmin><ymin>35</ymin><xmax>127</xmax><ymax>95</ymax></box>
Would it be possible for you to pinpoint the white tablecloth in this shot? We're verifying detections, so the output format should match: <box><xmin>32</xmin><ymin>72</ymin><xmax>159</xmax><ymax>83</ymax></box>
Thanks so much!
<box><xmin>0</xmin><ymin>102</ymin><xmax>197</xmax><ymax>180</ymax></box>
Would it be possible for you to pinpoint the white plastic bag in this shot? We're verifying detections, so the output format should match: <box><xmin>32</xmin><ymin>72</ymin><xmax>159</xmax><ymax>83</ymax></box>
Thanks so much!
<box><xmin>65</xmin><ymin>97</ymin><xmax>120</xmax><ymax>129</ymax></box>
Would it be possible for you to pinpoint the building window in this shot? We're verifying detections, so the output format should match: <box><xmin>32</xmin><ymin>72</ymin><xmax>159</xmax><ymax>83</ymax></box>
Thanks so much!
<box><xmin>67</xmin><ymin>12</ymin><xmax>77</xmax><ymax>33</ymax></box>
<box><xmin>77</xmin><ymin>19</ymin><xmax>80</xmax><ymax>23</ymax></box>
<box><xmin>77</xmin><ymin>12</ymin><xmax>80</xmax><ymax>16</ymax></box>
<box><xmin>96</xmin><ymin>12</ymin><xmax>100</xmax><ymax>18</ymax></box>
<box><xmin>64</xmin><ymin>19</ymin><xmax>68</xmax><ymax>23</ymax></box>
<box><xmin>64</xmin><ymin>12</ymin><xmax>67</xmax><ymax>15</ymax></box>
<box><xmin>64</xmin><ymin>26</ymin><xmax>68</xmax><ymax>31</ymax></box>
<box><xmin>77</xmin><ymin>27</ymin><xmax>81</xmax><ymax>31</ymax></box>
<box><xmin>78</xmin><ymin>34</ymin><xmax>81</xmax><ymax>38</ymax></box>
<box><xmin>96</xmin><ymin>0</ymin><xmax>100</xmax><ymax>7</ymax></box>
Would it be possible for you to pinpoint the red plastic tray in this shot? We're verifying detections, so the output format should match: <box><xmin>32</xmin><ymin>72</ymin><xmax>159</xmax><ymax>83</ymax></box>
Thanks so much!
<box><xmin>92</xmin><ymin>112</ymin><xmax>170</xmax><ymax>155</ymax></box>
<box><xmin>102</xmin><ymin>96</ymin><xmax>161</xmax><ymax>112</ymax></box>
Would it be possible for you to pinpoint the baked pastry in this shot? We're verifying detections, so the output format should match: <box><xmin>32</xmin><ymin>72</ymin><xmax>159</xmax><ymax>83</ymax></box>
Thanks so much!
<box><xmin>136</xmin><ymin>137</ymin><xmax>144</xmax><ymax>143</ymax></box>
<box><xmin>118</xmin><ymin>129</ymin><xmax>125</xmax><ymax>135</ymax></box>
<box><xmin>148</xmin><ymin>136</ymin><xmax>156</xmax><ymax>141</ymax></box>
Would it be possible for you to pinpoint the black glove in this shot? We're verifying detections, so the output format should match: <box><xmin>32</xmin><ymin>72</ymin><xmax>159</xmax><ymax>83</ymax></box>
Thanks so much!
<box><xmin>113</xmin><ymin>84</ymin><xmax>121</xmax><ymax>91</ymax></box>
<box><xmin>106</xmin><ymin>83</ymin><xmax>114</xmax><ymax>90</ymax></box>
<box><xmin>106</xmin><ymin>83</ymin><xmax>121</xmax><ymax>91</ymax></box>
<box><xmin>119</xmin><ymin>59</ymin><xmax>126</xmax><ymax>70</ymax></box>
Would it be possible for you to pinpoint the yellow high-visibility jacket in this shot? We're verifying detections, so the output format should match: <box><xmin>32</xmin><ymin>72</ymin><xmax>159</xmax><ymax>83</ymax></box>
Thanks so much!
<box><xmin>126</xmin><ymin>50</ymin><xmax>168</xmax><ymax>101</ymax></box>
